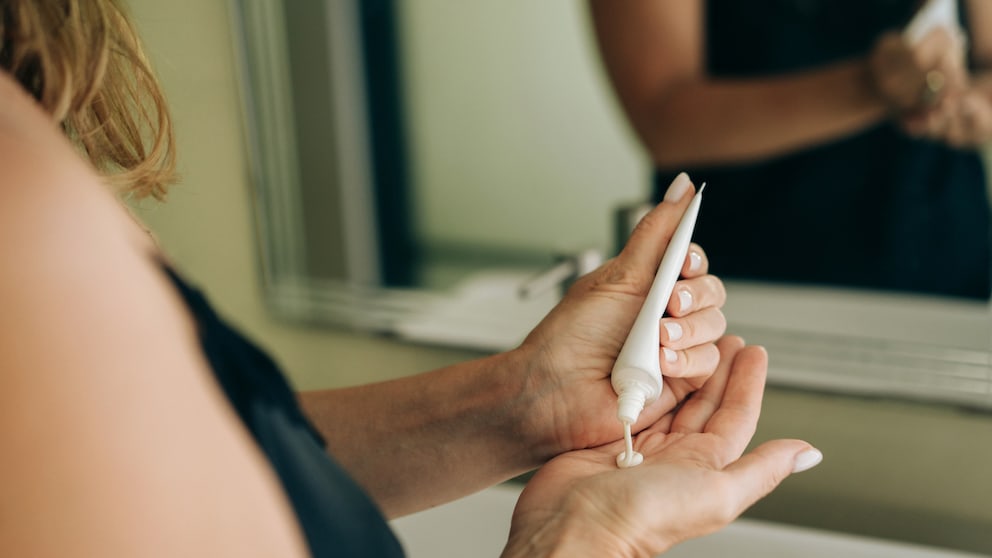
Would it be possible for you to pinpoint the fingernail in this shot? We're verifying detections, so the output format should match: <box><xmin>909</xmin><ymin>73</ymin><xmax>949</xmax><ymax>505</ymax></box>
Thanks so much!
<box><xmin>792</xmin><ymin>448</ymin><xmax>823</xmax><ymax>474</ymax></box>
<box><xmin>663</xmin><ymin>172</ymin><xmax>692</xmax><ymax>203</ymax></box>
<box><xmin>688</xmin><ymin>251</ymin><xmax>702</xmax><ymax>272</ymax></box>
<box><xmin>663</xmin><ymin>347</ymin><xmax>678</xmax><ymax>363</ymax></box>
<box><xmin>663</xmin><ymin>321</ymin><xmax>683</xmax><ymax>342</ymax></box>
<box><xmin>678</xmin><ymin>289</ymin><xmax>693</xmax><ymax>312</ymax></box>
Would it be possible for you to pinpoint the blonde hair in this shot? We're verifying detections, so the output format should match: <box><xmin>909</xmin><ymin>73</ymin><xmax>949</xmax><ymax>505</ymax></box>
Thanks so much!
<box><xmin>0</xmin><ymin>0</ymin><xmax>177</xmax><ymax>200</ymax></box>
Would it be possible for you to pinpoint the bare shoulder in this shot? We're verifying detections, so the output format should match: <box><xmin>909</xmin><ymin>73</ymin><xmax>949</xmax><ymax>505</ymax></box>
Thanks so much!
<box><xmin>0</xmin><ymin>71</ymin><xmax>307</xmax><ymax>557</ymax></box>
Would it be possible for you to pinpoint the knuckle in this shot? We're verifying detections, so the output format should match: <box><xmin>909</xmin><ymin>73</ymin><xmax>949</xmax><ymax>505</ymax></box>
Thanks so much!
<box><xmin>596</xmin><ymin>261</ymin><xmax>648</xmax><ymax>294</ymax></box>
<box><xmin>681</xmin><ymin>343</ymin><xmax>718</xmax><ymax>376</ymax></box>
<box><xmin>712</xmin><ymin>309</ymin><xmax>728</xmax><ymax>333</ymax></box>
<box><xmin>706</xmin><ymin>275</ymin><xmax>728</xmax><ymax>305</ymax></box>
<box><xmin>679</xmin><ymin>316</ymin><xmax>698</xmax><ymax>342</ymax></box>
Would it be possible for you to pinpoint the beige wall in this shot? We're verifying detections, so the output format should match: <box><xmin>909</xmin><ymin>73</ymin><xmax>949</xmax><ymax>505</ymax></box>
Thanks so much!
<box><xmin>399</xmin><ymin>0</ymin><xmax>645</xmax><ymax>256</ymax></box>
<box><xmin>127</xmin><ymin>1</ymin><xmax>992</xmax><ymax>555</ymax></box>
<box><xmin>127</xmin><ymin>0</ymin><xmax>481</xmax><ymax>392</ymax></box>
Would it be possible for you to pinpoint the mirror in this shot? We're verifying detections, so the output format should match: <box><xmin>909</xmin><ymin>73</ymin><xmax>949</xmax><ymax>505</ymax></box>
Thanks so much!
<box><xmin>231</xmin><ymin>0</ymin><xmax>992</xmax><ymax>410</ymax></box>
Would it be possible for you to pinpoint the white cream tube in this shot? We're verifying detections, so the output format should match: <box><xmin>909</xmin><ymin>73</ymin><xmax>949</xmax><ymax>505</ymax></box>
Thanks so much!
<box><xmin>611</xmin><ymin>186</ymin><xmax>704</xmax><ymax>465</ymax></box>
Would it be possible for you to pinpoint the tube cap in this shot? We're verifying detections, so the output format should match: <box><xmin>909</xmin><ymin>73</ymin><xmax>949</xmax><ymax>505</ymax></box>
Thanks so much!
<box><xmin>616</xmin><ymin>385</ymin><xmax>648</xmax><ymax>425</ymax></box>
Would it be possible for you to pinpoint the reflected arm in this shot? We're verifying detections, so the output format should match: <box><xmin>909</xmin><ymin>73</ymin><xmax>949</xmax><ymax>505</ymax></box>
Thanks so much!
<box><xmin>587</xmin><ymin>0</ymin><xmax>889</xmax><ymax>168</ymax></box>
<box><xmin>967</xmin><ymin>0</ymin><xmax>992</xmax><ymax>72</ymax></box>
<box><xmin>961</xmin><ymin>0</ymin><xmax>992</xmax><ymax>141</ymax></box>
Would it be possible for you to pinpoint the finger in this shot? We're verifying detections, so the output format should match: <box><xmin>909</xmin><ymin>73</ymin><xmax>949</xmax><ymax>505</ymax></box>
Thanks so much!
<box><xmin>702</xmin><ymin>345</ymin><xmax>769</xmax><ymax>461</ymax></box>
<box><xmin>681</xmin><ymin>243</ymin><xmax>708</xmax><ymax>278</ymax></box>
<box><xmin>936</xmin><ymin>38</ymin><xmax>967</xmax><ymax>91</ymax></box>
<box><xmin>638</xmin><ymin>382</ymin><xmax>693</xmax><ymax>435</ymax></box>
<box><xmin>915</xmin><ymin>26</ymin><xmax>957</xmax><ymax>71</ymax></box>
<box><xmin>925</xmin><ymin>104</ymin><xmax>953</xmax><ymax>138</ymax></box>
<box><xmin>721</xmin><ymin>440</ymin><xmax>822</xmax><ymax>518</ymax></box>
<box><xmin>666</xmin><ymin>275</ymin><xmax>726</xmax><ymax>318</ymax></box>
<box><xmin>659</xmin><ymin>340</ymin><xmax>721</xmax><ymax>379</ymax></box>
<box><xmin>670</xmin><ymin>336</ymin><xmax>744</xmax><ymax>434</ymax></box>
<box><xmin>871</xmin><ymin>32</ymin><xmax>934</xmax><ymax>110</ymax></box>
<box><xmin>660</xmin><ymin>307</ymin><xmax>726</xmax><ymax>350</ymax></box>
<box><xmin>944</xmin><ymin>106</ymin><xmax>968</xmax><ymax>147</ymax></box>
<box><xmin>960</xmin><ymin>94</ymin><xmax>992</xmax><ymax>146</ymax></box>
<box><xmin>614</xmin><ymin>173</ymin><xmax>696</xmax><ymax>289</ymax></box>
<box><xmin>634</xmin><ymin>407</ymin><xmax>677</xmax><ymax>439</ymax></box>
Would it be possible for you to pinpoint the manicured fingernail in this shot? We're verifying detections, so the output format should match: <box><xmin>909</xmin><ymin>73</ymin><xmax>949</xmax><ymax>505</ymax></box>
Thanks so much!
<box><xmin>792</xmin><ymin>448</ymin><xmax>823</xmax><ymax>474</ymax></box>
<box><xmin>663</xmin><ymin>347</ymin><xmax>678</xmax><ymax>363</ymax></box>
<box><xmin>663</xmin><ymin>321</ymin><xmax>683</xmax><ymax>342</ymax></box>
<box><xmin>688</xmin><ymin>251</ymin><xmax>702</xmax><ymax>272</ymax></box>
<box><xmin>663</xmin><ymin>172</ymin><xmax>691</xmax><ymax>203</ymax></box>
<box><xmin>678</xmin><ymin>289</ymin><xmax>693</xmax><ymax>312</ymax></box>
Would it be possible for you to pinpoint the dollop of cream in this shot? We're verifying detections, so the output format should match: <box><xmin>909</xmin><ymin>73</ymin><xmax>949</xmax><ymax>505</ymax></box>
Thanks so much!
<box><xmin>616</xmin><ymin>422</ymin><xmax>644</xmax><ymax>468</ymax></box>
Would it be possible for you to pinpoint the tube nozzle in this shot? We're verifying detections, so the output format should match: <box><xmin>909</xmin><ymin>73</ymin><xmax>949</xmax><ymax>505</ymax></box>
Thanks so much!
<box><xmin>616</xmin><ymin>384</ymin><xmax>648</xmax><ymax>425</ymax></box>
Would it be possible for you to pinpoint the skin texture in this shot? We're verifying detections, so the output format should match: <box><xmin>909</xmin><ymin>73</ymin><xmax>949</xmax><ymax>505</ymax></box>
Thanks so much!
<box><xmin>588</xmin><ymin>0</ymin><xmax>992</xmax><ymax>168</ymax></box>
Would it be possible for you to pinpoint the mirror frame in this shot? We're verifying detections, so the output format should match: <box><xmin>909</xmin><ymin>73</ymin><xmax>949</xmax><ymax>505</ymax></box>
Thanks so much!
<box><xmin>230</xmin><ymin>0</ymin><xmax>992</xmax><ymax>411</ymax></box>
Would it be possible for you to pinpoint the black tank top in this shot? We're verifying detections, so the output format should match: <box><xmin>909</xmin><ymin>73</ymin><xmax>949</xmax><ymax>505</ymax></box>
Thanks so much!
<box><xmin>654</xmin><ymin>0</ymin><xmax>991</xmax><ymax>299</ymax></box>
<box><xmin>162</xmin><ymin>264</ymin><xmax>404</xmax><ymax>557</ymax></box>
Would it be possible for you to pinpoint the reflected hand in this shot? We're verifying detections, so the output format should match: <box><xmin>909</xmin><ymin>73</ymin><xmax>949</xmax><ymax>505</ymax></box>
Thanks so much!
<box><xmin>512</xmin><ymin>174</ymin><xmax>727</xmax><ymax>459</ymax></box>
<box><xmin>502</xmin><ymin>337</ymin><xmax>820</xmax><ymax>558</ymax></box>
<box><xmin>869</xmin><ymin>27</ymin><xmax>967</xmax><ymax>112</ymax></box>
<box><xmin>901</xmin><ymin>85</ymin><xmax>992</xmax><ymax>147</ymax></box>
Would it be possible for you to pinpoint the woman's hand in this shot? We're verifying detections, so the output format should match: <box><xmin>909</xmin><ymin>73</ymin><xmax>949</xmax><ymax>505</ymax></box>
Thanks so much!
<box><xmin>502</xmin><ymin>337</ymin><xmax>820</xmax><ymax>558</ymax></box>
<box><xmin>512</xmin><ymin>173</ymin><xmax>727</xmax><ymax>460</ymax></box>
<box><xmin>901</xmin><ymin>85</ymin><xmax>992</xmax><ymax>147</ymax></box>
<box><xmin>869</xmin><ymin>27</ymin><xmax>967</xmax><ymax>112</ymax></box>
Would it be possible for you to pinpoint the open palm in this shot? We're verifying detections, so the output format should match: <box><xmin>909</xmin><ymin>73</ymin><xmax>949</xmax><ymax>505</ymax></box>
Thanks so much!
<box><xmin>503</xmin><ymin>338</ymin><xmax>814</xmax><ymax>558</ymax></box>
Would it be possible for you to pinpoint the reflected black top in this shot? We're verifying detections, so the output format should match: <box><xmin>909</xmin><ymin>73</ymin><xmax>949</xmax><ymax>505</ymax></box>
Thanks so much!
<box><xmin>654</xmin><ymin>0</ymin><xmax>991</xmax><ymax>299</ymax></box>
<box><xmin>162</xmin><ymin>265</ymin><xmax>404</xmax><ymax>557</ymax></box>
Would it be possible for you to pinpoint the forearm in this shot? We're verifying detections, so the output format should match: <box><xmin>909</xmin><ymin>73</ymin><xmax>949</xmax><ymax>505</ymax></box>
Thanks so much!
<box><xmin>298</xmin><ymin>348</ymin><xmax>551</xmax><ymax>518</ymax></box>
<box><xmin>629</xmin><ymin>59</ymin><xmax>890</xmax><ymax>168</ymax></box>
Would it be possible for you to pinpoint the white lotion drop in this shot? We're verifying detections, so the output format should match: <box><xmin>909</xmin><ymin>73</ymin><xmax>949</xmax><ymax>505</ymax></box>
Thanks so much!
<box><xmin>616</xmin><ymin>422</ymin><xmax>643</xmax><ymax>468</ymax></box>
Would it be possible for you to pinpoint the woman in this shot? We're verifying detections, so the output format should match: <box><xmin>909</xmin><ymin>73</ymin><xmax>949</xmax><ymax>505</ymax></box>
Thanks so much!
<box><xmin>0</xmin><ymin>1</ymin><xmax>819</xmax><ymax>556</ymax></box>
<box><xmin>591</xmin><ymin>0</ymin><xmax>992</xmax><ymax>299</ymax></box>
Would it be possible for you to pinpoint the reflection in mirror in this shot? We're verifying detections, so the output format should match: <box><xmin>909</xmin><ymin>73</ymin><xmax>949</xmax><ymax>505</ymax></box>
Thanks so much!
<box><xmin>232</xmin><ymin>0</ymin><xmax>992</xmax><ymax>410</ymax></box>
<box><xmin>587</xmin><ymin>0</ymin><xmax>992</xmax><ymax>300</ymax></box>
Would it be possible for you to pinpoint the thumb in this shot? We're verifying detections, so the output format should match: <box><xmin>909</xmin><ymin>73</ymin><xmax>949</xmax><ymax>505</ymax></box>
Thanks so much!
<box><xmin>616</xmin><ymin>172</ymin><xmax>696</xmax><ymax>283</ymax></box>
<box><xmin>721</xmin><ymin>439</ymin><xmax>822</xmax><ymax>516</ymax></box>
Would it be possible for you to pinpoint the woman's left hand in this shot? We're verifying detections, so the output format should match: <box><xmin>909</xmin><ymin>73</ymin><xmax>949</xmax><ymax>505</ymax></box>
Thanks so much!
<box><xmin>502</xmin><ymin>337</ymin><xmax>819</xmax><ymax>558</ymax></box>
<box><xmin>511</xmin><ymin>176</ymin><xmax>726</xmax><ymax>460</ymax></box>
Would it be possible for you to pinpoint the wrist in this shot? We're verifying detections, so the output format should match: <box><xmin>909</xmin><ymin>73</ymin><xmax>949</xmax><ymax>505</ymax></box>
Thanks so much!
<box><xmin>859</xmin><ymin>57</ymin><xmax>902</xmax><ymax>116</ymax></box>
<box><xmin>501</xmin><ymin>501</ymin><xmax>643</xmax><ymax>558</ymax></box>
<box><xmin>497</xmin><ymin>344</ymin><xmax>565</xmax><ymax>466</ymax></box>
